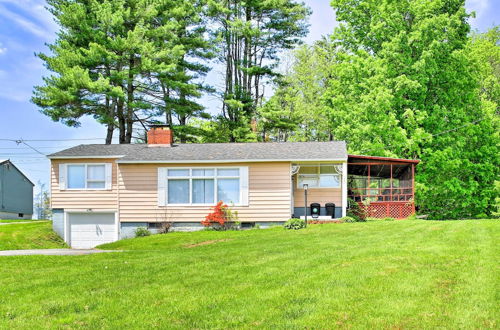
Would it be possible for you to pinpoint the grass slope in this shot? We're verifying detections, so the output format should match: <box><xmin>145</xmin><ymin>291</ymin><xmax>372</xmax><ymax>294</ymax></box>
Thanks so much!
<box><xmin>0</xmin><ymin>222</ymin><xmax>67</xmax><ymax>250</ymax></box>
<box><xmin>0</xmin><ymin>220</ymin><xmax>498</xmax><ymax>328</ymax></box>
<box><xmin>0</xmin><ymin>219</ymin><xmax>42</xmax><ymax>223</ymax></box>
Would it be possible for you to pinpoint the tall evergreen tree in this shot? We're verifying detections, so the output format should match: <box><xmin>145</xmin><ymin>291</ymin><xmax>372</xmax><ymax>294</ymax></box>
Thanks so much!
<box><xmin>33</xmin><ymin>0</ymin><xmax>211</xmax><ymax>144</ymax></box>
<box><xmin>208</xmin><ymin>0</ymin><xmax>311</xmax><ymax>142</ymax></box>
<box><xmin>147</xmin><ymin>0</ymin><xmax>215</xmax><ymax>143</ymax></box>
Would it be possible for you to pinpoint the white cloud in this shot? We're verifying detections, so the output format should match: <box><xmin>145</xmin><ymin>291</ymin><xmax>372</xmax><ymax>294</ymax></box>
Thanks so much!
<box><xmin>0</xmin><ymin>57</ymin><xmax>44</xmax><ymax>102</ymax></box>
<box><xmin>0</xmin><ymin>5</ymin><xmax>46</xmax><ymax>38</ymax></box>
<box><xmin>466</xmin><ymin>0</ymin><xmax>491</xmax><ymax>28</ymax></box>
<box><xmin>0</xmin><ymin>0</ymin><xmax>58</xmax><ymax>40</ymax></box>
<box><xmin>0</xmin><ymin>42</ymin><xmax>6</xmax><ymax>55</ymax></box>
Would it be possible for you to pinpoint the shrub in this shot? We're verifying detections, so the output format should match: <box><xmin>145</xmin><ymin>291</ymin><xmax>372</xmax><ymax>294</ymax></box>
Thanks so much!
<box><xmin>339</xmin><ymin>216</ymin><xmax>356</xmax><ymax>223</ymax></box>
<box><xmin>347</xmin><ymin>198</ymin><xmax>368</xmax><ymax>221</ymax></box>
<box><xmin>135</xmin><ymin>227</ymin><xmax>151</xmax><ymax>237</ymax></box>
<box><xmin>284</xmin><ymin>218</ymin><xmax>306</xmax><ymax>230</ymax></box>
<box><xmin>201</xmin><ymin>201</ymin><xmax>239</xmax><ymax>231</ymax></box>
<box><xmin>157</xmin><ymin>222</ymin><xmax>173</xmax><ymax>234</ymax></box>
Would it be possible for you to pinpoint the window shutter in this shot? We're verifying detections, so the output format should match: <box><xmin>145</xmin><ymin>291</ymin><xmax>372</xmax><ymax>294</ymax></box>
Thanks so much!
<box><xmin>105</xmin><ymin>163</ymin><xmax>112</xmax><ymax>190</ymax></box>
<box><xmin>240</xmin><ymin>166</ymin><xmax>249</xmax><ymax>206</ymax></box>
<box><xmin>158</xmin><ymin>168</ymin><xmax>167</xmax><ymax>206</ymax></box>
<box><xmin>58</xmin><ymin>164</ymin><xmax>67</xmax><ymax>190</ymax></box>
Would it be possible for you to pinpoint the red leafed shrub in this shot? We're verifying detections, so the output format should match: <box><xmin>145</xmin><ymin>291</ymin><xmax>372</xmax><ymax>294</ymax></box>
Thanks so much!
<box><xmin>202</xmin><ymin>201</ymin><xmax>239</xmax><ymax>230</ymax></box>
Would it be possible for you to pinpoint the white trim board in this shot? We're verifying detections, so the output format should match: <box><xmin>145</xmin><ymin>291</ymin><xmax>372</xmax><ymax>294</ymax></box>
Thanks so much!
<box><xmin>117</xmin><ymin>158</ymin><xmax>348</xmax><ymax>164</ymax></box>
<box><xmin>48</xmin><ymin>155</ymin><xmax>125</xmax><ymax>159</ymax></box>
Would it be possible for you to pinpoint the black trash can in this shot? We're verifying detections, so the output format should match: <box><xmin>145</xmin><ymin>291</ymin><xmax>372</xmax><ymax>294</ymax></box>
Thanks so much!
<box><xmin>325</xmin><ymin>203</ymin><xmax>336</xmax><ymax>219</ymax></box>
<box><xmin>310</xmin><ymin>203</ymin><xmax>321</xmax><ymax>218</ymax></box>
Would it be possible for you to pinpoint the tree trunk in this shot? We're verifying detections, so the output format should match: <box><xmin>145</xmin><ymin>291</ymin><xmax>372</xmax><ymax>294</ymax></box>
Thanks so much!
<box><xmin>117</xmin><ymin>98</ymin><xmax>126</xmax><ymax>144</ymax></box>
<box><xmin>125</xmin><ymin>55</ymin><xmax>135</xmax><ymax>144</ymax></box>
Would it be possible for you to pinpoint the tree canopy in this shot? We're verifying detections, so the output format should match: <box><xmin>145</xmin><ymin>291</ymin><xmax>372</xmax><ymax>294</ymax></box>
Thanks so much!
<box><xmin>33</xmin><ymin>0</ymin><xmax>499</xmax><ymax>218</ymax></box>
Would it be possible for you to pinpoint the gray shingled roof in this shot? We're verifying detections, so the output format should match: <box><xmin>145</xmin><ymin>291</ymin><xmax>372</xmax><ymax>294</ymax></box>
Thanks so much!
<box><xmin>47</xmin><ymin>141</ymin><xmax>347</xmax><ymax>162</ymax></box>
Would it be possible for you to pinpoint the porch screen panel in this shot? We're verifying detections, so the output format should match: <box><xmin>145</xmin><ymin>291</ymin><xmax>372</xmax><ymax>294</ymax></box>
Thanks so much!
<box><xmin>392</xmin><ymin>164</ymin><xmax>412</xmax><ymax>201</ymax></box>
<box><xmin>368</xmin><ymin>164</ymin><xmax>391</xmax><ymax>202</ymax></box>
<box><xmin>347</xmin><ymin>164</ymin><xmax>368</xmax><ymax>201</ymax></box>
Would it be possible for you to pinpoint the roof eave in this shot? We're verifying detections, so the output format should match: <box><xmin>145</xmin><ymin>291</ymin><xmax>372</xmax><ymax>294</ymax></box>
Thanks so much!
<box><xmin>47</xmin><ymin>155</ymin><xmax>126</xmax><ymax>160</ymax></box>
<box><xmin>116</xmin><ymin>158</ymin><xmax>348</xmax><ymax>164</ymax></box>
<box><xmin>348</xmin><ymin>154</ymin><xmax>420</xmax><ymax>164</ymax></box>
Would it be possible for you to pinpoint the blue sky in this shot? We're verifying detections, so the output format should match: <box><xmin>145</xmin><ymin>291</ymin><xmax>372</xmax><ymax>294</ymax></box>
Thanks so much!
<box><xmin>0</xmin><ymin>0</ymin><xmax>498</xmax><ymax>191</ymax></box>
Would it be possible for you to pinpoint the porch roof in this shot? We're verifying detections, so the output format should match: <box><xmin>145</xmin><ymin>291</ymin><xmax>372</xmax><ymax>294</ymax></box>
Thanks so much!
<box><xmin>348</xmin><ymin>154</ymin><xmax>420</xmax><ymax>164</ymax></box>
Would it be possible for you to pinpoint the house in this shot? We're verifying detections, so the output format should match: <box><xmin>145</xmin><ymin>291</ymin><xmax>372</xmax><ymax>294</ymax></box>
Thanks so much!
<box><xmin>0</xmin><ymin>159</ymin><xmax>34</xmax><ymax>219</ymax></box>
<box><xmin>48</xmin><ymin>125</ymin><xmax>418</xmax><ymax>248</ymax></box>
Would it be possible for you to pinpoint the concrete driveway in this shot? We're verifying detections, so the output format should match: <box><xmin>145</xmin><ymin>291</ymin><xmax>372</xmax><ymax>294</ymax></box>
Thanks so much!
<box><xmin>0</xmin><ymin>249</ymin><xmax>120</xmax><ymax>256</ymax></box>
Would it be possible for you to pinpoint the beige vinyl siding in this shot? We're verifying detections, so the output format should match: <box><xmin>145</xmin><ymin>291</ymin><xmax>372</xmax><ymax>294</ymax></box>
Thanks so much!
<box><xmin>50</xmin><ymin>159</ymin><xmax>118</xmax><ymax>210</ymax></box>
<box><xmin>118</xmin><ymin>162</ymin><xmax>292</xmax><ymax>223</ymax></box>
<box><xmin>293</xmin><ymin>175</ymin><xmax>342</xmax><ymax>207</ymax></box>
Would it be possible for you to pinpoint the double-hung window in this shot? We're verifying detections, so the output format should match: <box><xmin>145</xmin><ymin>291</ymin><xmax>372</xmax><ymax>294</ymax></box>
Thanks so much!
<box><xmin>297</xmin><ymin>164</ymin><xmax>341</xmax><ymax>188</ymax></box>
<box><xmin>160</xmin><ymin>167</ymin><xmax>248</xmax><ymax>206</ymax></box>
<box><xmin>60</xmin><ymin>163</ymin><xmax>111</xmax><ymax>190</ymax></box>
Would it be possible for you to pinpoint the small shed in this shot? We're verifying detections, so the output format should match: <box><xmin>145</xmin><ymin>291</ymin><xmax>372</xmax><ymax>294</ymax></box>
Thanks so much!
<box><xmin>348</xmin><ymin>155</ymin><xmax>419</xmax><ymax>219</ymax></box>
<box><xmin>0</xmin><ymin>159</ymin><xmax>35</xmax><ymax>219</ymax></box>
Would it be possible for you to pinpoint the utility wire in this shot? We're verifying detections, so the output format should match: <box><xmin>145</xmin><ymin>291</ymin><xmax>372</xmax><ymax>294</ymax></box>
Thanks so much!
<box><xmin>13</xmin><ymin>140</ymin><xmax>46</xmax><ymax>156</ymax></box>
<box><xmin>430</xmin><ymin>118</ymin><xmax>487</xmax><ymax>137</ymax></box>
<box><xmin>0</xmin><ymin>138</ymin><xmax>105</xmax><ymax>142</ymax></box>
<box><xmin>0</xmin><ymin>146</ymin><xmax>76</xmax><ymax>150</ymax></box>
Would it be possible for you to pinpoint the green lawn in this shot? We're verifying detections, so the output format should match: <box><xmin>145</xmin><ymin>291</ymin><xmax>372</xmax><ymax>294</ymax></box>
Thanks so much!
<box><xmin>0</xmin><ymin>220</ymin><xmax>498</xmax><ymax>328</ymax></box>
<box><xmin>0</xmin><ymin>221</ymin><xmax>67</xmax><ymax>250</ymax></box>
<box><xmin>0</xmin><ymin>219</ymin><xmax>42</xmax><ymax>223</ymax></box>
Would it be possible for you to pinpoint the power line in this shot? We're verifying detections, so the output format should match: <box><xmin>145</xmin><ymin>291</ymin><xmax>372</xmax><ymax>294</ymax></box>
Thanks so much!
<box><xmin>0</xmin><ymin>153</ymin><xmax>49</xmax><ymax>155</ymax></box>
<box><xmin>0</xmin><ymin>138</ymin><xmax>105</xmax><ymax>142</ymax></box>
<box><xmin>431</xmin><ymin>118</ymin><xmax>487</xmax><ymax>137</ymax></box>
<box><xmin>0</xmin><ymin>146</ymin><xmax>76</xmax><ymax>150</ymax></box>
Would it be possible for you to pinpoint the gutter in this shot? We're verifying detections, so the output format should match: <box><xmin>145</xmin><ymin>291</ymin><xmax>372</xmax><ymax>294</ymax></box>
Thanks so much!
<box><xmin>115</xmin><ymin>158</ymin><xmax>349</xmax><ymax>164</ymax></box>
<box><xmin>47</xmin><ymin>155</ymin><xmax>126</xmax><ymax>160</ymax></box>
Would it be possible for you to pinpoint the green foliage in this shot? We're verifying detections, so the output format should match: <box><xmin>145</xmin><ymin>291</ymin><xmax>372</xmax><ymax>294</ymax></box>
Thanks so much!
<box><xmin>339</xmin><ymin>216</ymin><xmax>356</xmax><ymax>223</ymax></box>
<box><xmin>283</xmin><ymin>218</ymin><xmax>306</xmax><ymax>230</ymax></box>
<box><xmin>258</xmin><ymin>44</ymin><xmax>332</xmax><ymax>141</ymax></box>
<box><xmin>33</xmin><ymin>0</ymin><xmax>213</xmax><ymax>144</ymax></box>
<box><xmin>346</xmin><ymin>198</ymin><xmax>367</xmax><ymax>221</ymax></box>
<box><xmin>267</xmin><ymin>1</ymin><xmax>499</xmax><ymax>219</ymax></box>
<box><xmin>209</xmin><ymin>0</ymin><xmax>311</xmax><ymax>142</ymax></box>
<box><xmin>134</xmin><ymin>227</ymin><xmax>151</xmax><ymax>237</ymax></box>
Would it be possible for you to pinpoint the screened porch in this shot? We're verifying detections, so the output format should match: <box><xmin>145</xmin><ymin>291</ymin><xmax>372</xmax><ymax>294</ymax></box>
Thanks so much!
<box><xmin>347</xmin><ymin>155</ymin><xmax>419</xmax><ymax>219</ymax></box>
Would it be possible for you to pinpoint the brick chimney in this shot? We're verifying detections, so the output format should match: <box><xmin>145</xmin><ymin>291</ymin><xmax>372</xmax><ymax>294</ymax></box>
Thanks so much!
<box><xmin>147</xmin><ymin>124</ymin><xmax>174</xmax><ymax>146</ymax></box>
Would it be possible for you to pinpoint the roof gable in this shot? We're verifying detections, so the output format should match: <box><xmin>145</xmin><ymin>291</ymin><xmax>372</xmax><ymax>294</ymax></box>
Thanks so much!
<box><xmin>0</xmin><ymin>160</ymin><xmax>35</xmax><ymax>186</ymax></box>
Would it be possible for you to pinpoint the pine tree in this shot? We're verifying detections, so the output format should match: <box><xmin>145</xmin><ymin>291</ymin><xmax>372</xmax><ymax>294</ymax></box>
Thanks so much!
<box><xmin>33</xmin><ymin>0</ymin><xmax>211</xmax><ymax>144</ymax></box>
<box><xmin>209</xmin><ymin>0</ymin><xmax>311</xmax><ymax>142</ymax></box>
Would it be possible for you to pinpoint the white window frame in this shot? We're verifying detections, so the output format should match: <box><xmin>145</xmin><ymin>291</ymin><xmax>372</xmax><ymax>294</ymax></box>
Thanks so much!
<box><xmin>64</xmin><ymin>163</ymin><xmax>109</xmax><ymax>190</ymax></box>
<box><xmin>297</xmin><ymin>164</ymin><xmax>341</xmax><ymax>189</ymax></box>
<box><xmin>161</xmin><ymin>166</ymin><xmax>247</xmax><ymax>206</ymax></box>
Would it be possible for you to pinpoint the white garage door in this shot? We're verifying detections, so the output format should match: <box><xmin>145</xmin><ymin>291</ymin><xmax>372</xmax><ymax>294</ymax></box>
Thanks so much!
<box><xmin>69</xmin><ymin>213</ymin><xmax>116</xmax><ymax>249</ymax></box>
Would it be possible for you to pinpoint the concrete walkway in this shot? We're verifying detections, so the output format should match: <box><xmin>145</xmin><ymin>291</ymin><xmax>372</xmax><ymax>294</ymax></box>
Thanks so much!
<box><xmin>0</xmin><ymin>249</ymin><xmax>121</xmax><ymax>256</ymax></box>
